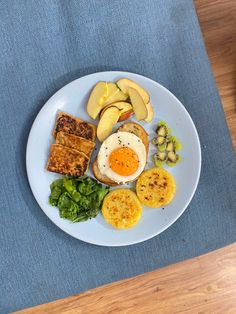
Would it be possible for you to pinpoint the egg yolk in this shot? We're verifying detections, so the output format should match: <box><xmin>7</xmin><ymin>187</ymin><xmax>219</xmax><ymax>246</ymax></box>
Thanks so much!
<box><xmin>109</xmin><ymin>147</ymin><xmax>139</xmax><ymax>176</ymax></box>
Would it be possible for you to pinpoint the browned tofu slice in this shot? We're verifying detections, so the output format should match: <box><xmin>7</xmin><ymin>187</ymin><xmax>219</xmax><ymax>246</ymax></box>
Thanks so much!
<box><xmin>53</xmin><ymin>112</ymin><xmax>96</xmax><ymax>141</ymax></box>
<box><xmin>56</xmin><ymin>131</ymin><xmax>95</xmax><ymax>157</ymax></box>
<box><xmin>46</xmin><ymin>144</ymin><xmax>89</xmax><ymax>177</ymax></box>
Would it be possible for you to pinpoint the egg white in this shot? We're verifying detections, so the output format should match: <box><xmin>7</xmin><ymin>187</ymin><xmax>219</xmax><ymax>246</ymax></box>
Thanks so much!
<box><xmin>97</xmin><ymin>132</ymin><xmax>146</xmax><ymax>184</ymax></box>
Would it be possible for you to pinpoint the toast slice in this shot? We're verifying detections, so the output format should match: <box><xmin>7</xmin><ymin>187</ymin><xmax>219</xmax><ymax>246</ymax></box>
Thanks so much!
<box><xmin>53</xmin><ymin>112</ymin><xmax>96</xmax><ymax>141</ymax></box>
<box><xmin>56</xmin><ymin>131</ymin><xmax>95</xmax><ymax>157</ymax></box>
<box><xmin>117</xmin><ymin>122</ymin><xmax>149</xmax><ymax>159</ymax></box>
<box><xmin>92</xmin><ymin>158</ymin><xmax>119</xmax><ymax>186</ymax></box>
<box><xmin>46</xmin><ymin>144</ymin><xmax>89</xmax><ymax>177</ymax></box>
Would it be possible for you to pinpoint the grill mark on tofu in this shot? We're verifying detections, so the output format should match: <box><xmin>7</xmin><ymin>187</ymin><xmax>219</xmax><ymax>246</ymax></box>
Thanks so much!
<box><xmin>46</xmin><ymin>144</ymin><xmax>89</xmax><ymax>177</ymax></box>
<box><xmin>76</xmin><ymin>121</ymin><xmax>93</xmax><ymax>140</ymax></box>
<box><xmin>54</xmin><ymin>112</ymin><xmax>96</xmax><ymax>141</ymax></box>
<box><xmin>56</xmin><ymin>131</ymin><xmax>95</xmax><ymax>157</ymax></box>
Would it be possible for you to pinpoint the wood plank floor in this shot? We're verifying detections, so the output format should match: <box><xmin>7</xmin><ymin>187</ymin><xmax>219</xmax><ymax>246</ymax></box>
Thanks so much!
<box><xmin>195</xmin><ymin>0</ymin><xmax>236</xmax><ymax>149</ymax></box>
<box><xmin>15</xmin><ymin>244</ymin><xmax>236</xmax><ymax>314</ymax></box>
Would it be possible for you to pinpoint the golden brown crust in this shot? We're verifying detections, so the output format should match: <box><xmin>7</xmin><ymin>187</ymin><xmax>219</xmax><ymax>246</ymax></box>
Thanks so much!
<box><xmin>136</xmin><ymin>168</ymin><xmax>176</xmax><ymax>208</ymax></box>
<box><xmin>53</xmin><ymin>112</ymin><xmax>96</xmax><ymax>141</ymax></box>
<box><xmin>101</xmin><ymin>189</ymin><xmax>142</xmax><ymax>229</ymax></box>
<box><xmin>92</xmin><ymin>158</ymin><xmax>119</xmax><ymax>186</ymax></box>
<box><xmin>117</xmin><ymin>122</ymin><xmax>149</xmax><ymax>159</ymax></box>
<box><xmin>56</xmin><ymin>131</ymin><xmax>95</xmax><ymax>157</ymax></box>
<box><xmin>46</xmin><ymin>144</ymin><xmax>89</xmax><ymax>177</ymax></box>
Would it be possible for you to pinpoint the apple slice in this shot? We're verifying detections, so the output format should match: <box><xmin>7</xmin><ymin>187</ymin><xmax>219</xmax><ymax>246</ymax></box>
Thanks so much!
<box><xmin>87</xmin><ymin>82</ymin><xmax>124</xmax><ymax>120</ymax></box>
<box><xmin>118</xmin><ymin>109</ymin><xmax>134</xmax><ymax>122</ymax></box>
<box><xmin>117</xmin><ymin>78</ymin><xmax>150</xmax><ymax>104</ymax></box>
<box><xmin>128</xmin><ymin>87</ymin><xmax>148</xmax><ymax>121</ymax></box>
<box><xmin>144</xmin><ymin>102</ymin><xmax>154</xmax><ymax>122</ymax></box>
<box><xmin>106</xmin><ymin>82</ymin><xmax>119</xmax><ymax>97</ymax></box>
<box><xmin>87</xmin><ymin>81</ymin><xmax>108</xmax><ymax>119</ymax></box>
<box><xmin>103</xmin><ymin>89</ymin><xmax>128</xmax><ymax>107</ymax></box>
<box><xmin>100</xmin><ymin>101</ymin><xmax>132</xmax><ymax>116</ymax></box>
<box><xmin>100</xmin><ymin>101</ymin><xmax>134</xmax><ymax>122</ymax></box>
<box><xmin>97</xmin><ymin>107</ymin><xmax>121</xmax><ymax>142</ymax></box>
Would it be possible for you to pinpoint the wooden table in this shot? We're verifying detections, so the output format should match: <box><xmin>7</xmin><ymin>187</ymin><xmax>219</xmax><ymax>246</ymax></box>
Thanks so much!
<box><xmin>196</xmin><ymin>0</ymin><xmax>236</xmax><ymax>149</ymax></box>
<box><xmin>15</xmin><ymin>1</ymin><xmax>236</xmax><ymax>313</ymax></box>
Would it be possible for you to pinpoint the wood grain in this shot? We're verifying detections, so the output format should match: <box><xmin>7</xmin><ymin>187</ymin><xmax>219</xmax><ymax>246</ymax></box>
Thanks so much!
<box><xmin>14</xmin><ymin>1</ymin><xmax>236</xmax><ymax>313</ymax></box>
<box><xmin>195</xmin><ymin>0</ymin><xmax>236</xmax><ymax>149</ymax></box>
<box><xmin>14</xmin><ymin>244</ymin><xmax>236</xmax><ymax>314</ymax></box>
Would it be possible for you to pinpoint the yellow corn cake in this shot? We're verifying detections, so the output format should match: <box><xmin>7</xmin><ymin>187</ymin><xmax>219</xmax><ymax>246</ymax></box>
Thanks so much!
<box><xmin>136</xmin><ymin>168</ymin><xmax>176</xmax><ymax>208</ymax></box>
<box><xmin>102</xmin><ymin>189</ymin><xmax>142</xmax><ymax>229</ymax></box>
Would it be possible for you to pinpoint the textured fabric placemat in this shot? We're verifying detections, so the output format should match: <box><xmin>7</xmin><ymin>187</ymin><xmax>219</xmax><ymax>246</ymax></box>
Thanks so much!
<box><xmin>0</xmin><ymin>0</ymin><xmax>235</xmax><ymax>312</ymax></box>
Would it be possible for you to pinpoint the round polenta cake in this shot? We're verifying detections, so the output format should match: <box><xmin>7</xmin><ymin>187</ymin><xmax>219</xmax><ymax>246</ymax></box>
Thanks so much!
<box><xmin>136</xmin><ymin>168</ymin><xmax>176</xmax><ymax>208</ymax></box>
<box><xmin>102</xmin><ymin>189</ymin><xmax>142</xmax><ymax>229</ymax></box>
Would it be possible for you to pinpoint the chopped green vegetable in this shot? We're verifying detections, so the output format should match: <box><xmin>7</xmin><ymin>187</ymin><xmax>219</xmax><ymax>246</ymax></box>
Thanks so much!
<box><xmin>49</xmin><ymin>179</ymin><xmax>64</xmax><ymax>206</ymax></box>
<box><xmin>49</xmin><ymin>176</ymin><xmax>109</xmax><ymax>223</ymax></box>
<box><xmin>77</xmin><ymin>177</ymin><xmax>97</xmax><ymax>195</ymax></box>
<box><xmin>63</xmin><ymin>177</ymin><xmax>76</xmax><ymax>194</ymax></box>
<box><xmin>50</xmin><ymin>178</ymin><xmax>63</xmax><ymax>191</ymax></box>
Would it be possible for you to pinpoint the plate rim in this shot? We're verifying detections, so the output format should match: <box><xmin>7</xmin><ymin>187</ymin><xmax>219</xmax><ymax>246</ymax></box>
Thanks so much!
<box><xmin>26</xmin><ymin>70</ymin><xmax>202</xmax><ymax>247</ymax></box>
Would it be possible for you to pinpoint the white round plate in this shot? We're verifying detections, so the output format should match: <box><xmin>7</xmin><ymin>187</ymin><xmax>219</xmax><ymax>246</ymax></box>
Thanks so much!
<box><xmin>26</xmin><ymin>71</ymin><xmax>201</xmax><ymax>246</ymax></box>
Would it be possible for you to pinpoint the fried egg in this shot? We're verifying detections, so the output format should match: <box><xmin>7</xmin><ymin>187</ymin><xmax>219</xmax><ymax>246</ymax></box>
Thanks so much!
<box><xmin>97</xmin><ymin>132</ymin><xmax>146</xmax><ymax>184</ymax></box>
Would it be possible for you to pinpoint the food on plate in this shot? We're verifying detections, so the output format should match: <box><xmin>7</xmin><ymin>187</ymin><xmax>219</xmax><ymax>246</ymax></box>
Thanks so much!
<box><xmin>167</xmin><ymin>150</ymin><xmax>179</xmax><ymax>165</ymax></box>
<box><xmin>97</xmin><ymin>132</ymin><xmax>146</xmax><ymax>184</ymax></box>
<box><xmin>98</xmin><ymin>101</ymin><xmax>134</xmax><ymax>141</ymax></box>
<box><xmin>92</xmin><ymin>158</ymin><xmax>120</xmax><ymax>186</ymax></box>
<box><xmin>86</xmin><ymin>81</ymin><xmax>107</xmax><ymax>119</ymax></box>
<box><xmin>128</xmin><ymin>87</ymin><xmax>148</xmax><ymax>121</ymax></box>
<box><xmin>53</xmin><ymin>112</ymin><xmax>96</xmax><ymax>141</ymax></box>
<box><xmin>87</xmin><ymin>79</ymin><xmax>153</xmax><ymax>130</ymax></box>
<box><xmin>56</xmin><ymin>131</ymin><xmax>95</xmax><ymax>157</ymax></box>
<box><xmin>117</xmin><ymin>78</ymin><xmax>150</xmax><ymax>104</ymax></box>
<box><xmin>93</xmin><ymin>122</ymin><xmax>149</xmax><ymax>185</ymax></box>
<box><xmin>154</xmin><ymin>151</ymin><xmax>167</xmax><ymax>167</ymax></box>
<box><xmin>100</xmin><ymin>101</ymin><xmax>134</xmax><ymax>122</ymax></box>
<box><xmin>46</xmin><ymin>144</ymin><xmax>90</xmax><ymax>176</ymax></box>
<box><xmin>136</xmin><ymin>168</ymin><xmax>176</xmax><ymax>208</ymax></box>
<box><xmin>49</xmin><ymin>176</ymin><xmax>109</xmax><ymax>222</ymax></box>
<box><xmin>103</xmin><ymin>89</ymin><xmax>128</xmax><ymax>107</ymax></box>
<box><xmin>87</xmin><ymin>79</ymin><xmax>153</xmax><ymax>143</ymax></box>
<box><xmin>155</xmin><ymin>136</ymin><xmax>166</xmax><ymax>146</ymax></box>
<box><xmin>166</xmin><ymin>140</ymin><xmax>175</xmax><ymax>152</ymax></box>
<box><xmin>156</xmin><ymin>123</ymin><xmax>169</xmax><ymax>137</ymax></box>
<box><xmin>97</xmin><ymin>106</ymin><xmax>121</xmax><ymax>142</ymax></box>
<box><xmin>47</xmin><ymin>112</ymin><xmax>96</xmax><ymax>176</ymax></box>
<box><xmin>117</xmin><ymin>122</ymin><xmax>149</xmax><ymax>160</ymax></box>
<box><xmin>117</xmin><ymin>79</ymin><xmax>153</xmax><ymax>122</ymax></box>
<box><xmin>118</xmin><ymin>109</ymin><xmax>134</xmax><ymax>122</ymax></box>
<box><xmin>144</xmin><ymin>102</ymin><xmax>154</xmax><ymax>122</ymax></box>
<box><xmin>152</xmin><ymin>121</ymin><xmax>182</xmax><ymax>167</ymax></box>
<box><xmin>101</xmin><ymin>189</ymin><xmax>142</xmax><ymax>229</ymax></box>
<box><xmin>103</xmin><ymin>82</ymin><xmax>128</xmax><ymax>106</ymax></box>
<box><xmin>106</xmin><ymin>82</ymin><xmax>119</xmax><ymax>97</ymax></box>
<box><xmin>87</xmin><ymin>81</ymin><xmax>128</xmax><ymax>119</ymax></box>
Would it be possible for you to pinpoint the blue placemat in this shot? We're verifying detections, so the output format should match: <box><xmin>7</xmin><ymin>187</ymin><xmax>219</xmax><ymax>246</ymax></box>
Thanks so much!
<box><xmin>0</xmin><ymin>0</ymin><xmax>235</xmax><ymax>312</ymax></box>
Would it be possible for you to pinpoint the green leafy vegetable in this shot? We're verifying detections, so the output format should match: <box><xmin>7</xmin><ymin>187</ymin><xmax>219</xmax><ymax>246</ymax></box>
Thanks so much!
<box><xmin>49</xmin><ymin>179</ymin><xmax>64</xmax><ymax>206</ymax></box>
<box><xmin>77</xmin><ymin>177</ymin><xmax>97</xmax><ymax>195</ymax></box>
<box><xmin>49</xmin><ymin>176</ymin><xmax>109</xmax><ymax>223</ymax></box>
